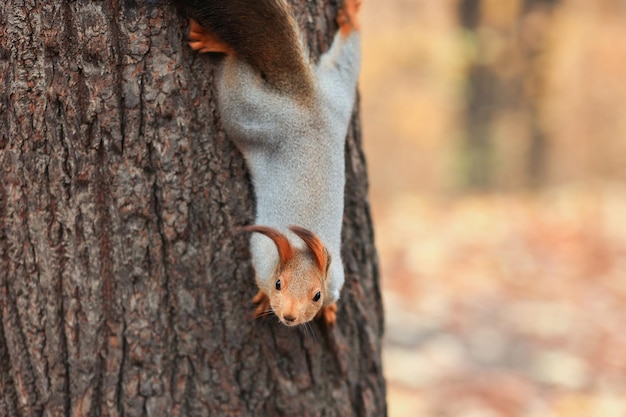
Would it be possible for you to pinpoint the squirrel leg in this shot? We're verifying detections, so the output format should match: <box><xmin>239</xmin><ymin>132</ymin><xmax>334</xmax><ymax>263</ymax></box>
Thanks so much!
<box><xmin>188</xmin><ymin>19</ymin><xmax>233</xmax><ymax>54</ymax></box>
<box><xmin>337</xmin><ymin>0</ymin><xmax>361</xmax><ymax>36</ymax></box>
<box><xmin>316</xmin><ymin>303</ymin><xmax>337</xmax><ymax>326</ymax></box>
<box><xmin>252</xmin><ymin>290</ymin><xmax>272</xmax><ymax>319</ymax></box>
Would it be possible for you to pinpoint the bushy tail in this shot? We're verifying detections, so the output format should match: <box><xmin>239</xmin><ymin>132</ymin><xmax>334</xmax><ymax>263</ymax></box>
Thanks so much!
<box><xmin>176</xmin><ymin>0</ymin><xmax>313</xmax><ymax>98</ymax></box>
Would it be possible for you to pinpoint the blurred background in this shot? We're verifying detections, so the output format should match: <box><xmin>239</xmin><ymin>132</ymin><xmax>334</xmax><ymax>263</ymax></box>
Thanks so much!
<box><xmin>359</xmin><ymin>0</ymin><xmax>626</xmax><ymax>416</ymax></box>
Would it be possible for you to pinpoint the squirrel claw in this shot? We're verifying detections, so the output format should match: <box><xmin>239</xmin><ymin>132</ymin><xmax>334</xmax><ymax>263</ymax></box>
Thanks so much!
<box><xmin>317</xmin><ymin>303</ymin><xmax>337</xmax><ymax>326</ymax></box>
<box><xmin>252</xmin><ymin>290</ymin><xmax>272</xmax><ymax>319</ymax></box>
<box><xmin>338</xmin><ymin>0</ymin><xmax>361</xmax><ymax>36</ymax></box>
<box><xmin>187</xmin><ymin>19</ymin><xmax>232</xmax><ymax>54</ymax></box>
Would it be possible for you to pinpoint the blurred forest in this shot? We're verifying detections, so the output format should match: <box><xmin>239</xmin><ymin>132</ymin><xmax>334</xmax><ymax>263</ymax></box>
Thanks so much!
<box><xmin>359</xmin><ymin>0</ymin><xmax>626</xmax><ymax>416</ymax></box>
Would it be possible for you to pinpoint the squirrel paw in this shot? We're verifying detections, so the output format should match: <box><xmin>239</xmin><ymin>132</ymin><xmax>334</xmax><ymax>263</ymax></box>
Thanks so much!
<box><xmin>188</xmin><ymin>19</ymin><xmax>232</xmax><ymax>54</ymax></box>
<box><xmin>338</xmin><ymin>0</ymin><xmax>361</xmax><ymax>36</ymax></box>
<box><xmin>317</xmin><ymin>303</ymin><xmax>338</xmax><ymax>326</ymax></box>
<box><xmin>252</xmin><ymin>290</ymin><xmax>273</xmax><ymax>319</ymax></box>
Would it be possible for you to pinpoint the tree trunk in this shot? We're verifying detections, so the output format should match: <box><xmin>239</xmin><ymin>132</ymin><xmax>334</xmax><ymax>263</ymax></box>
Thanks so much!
<box><xmin>457</xmin><ymin>0</ymin><xmax>497</xmax><ymax>189</ymax></box>
<box><xmin>0</xmin><ymin>1</ymin><xmax>386</xmax><ymax>416</ymax></box>
<box><xmin>457</xmin><ymin>0</ymin><xmax>558</xmax><ymax>190</ymax></box>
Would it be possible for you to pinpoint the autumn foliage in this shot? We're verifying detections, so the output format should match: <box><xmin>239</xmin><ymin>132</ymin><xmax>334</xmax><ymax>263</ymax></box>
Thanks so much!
<box><xmin>361</xmin><ymin>0</ymin><xmax>626</xmax><ymax>416</ymax></box>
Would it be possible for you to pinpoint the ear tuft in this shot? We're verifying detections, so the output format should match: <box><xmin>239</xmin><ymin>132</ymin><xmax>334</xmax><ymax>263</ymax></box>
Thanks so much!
<box><xmin>288</xmin><ymin>225</ymin><xmax>330</xmax><ymax>274</ymax></box>
<box><xmin>244</xmin><ymin>225</ymin><xmax>294</xmax><ymax>266</ymax></box>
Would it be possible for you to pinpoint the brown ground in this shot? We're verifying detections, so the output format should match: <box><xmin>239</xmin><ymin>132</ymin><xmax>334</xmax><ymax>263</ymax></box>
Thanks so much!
<box><xmin>375</xmin><ymin>187</ymin><xmax>626</xmax><ymax>416</ymax></box>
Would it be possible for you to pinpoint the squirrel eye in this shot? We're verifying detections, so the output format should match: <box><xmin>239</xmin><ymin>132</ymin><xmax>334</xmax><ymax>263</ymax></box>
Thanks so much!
<box><xmin>312</xmin><ymin>291</ymin><xmax>321</xmax><ymax>302</ymax></box>
<box><xmin>275</xmin><ymin>279</ymin><xmax>281</xmax><ymax>291</ymax></box>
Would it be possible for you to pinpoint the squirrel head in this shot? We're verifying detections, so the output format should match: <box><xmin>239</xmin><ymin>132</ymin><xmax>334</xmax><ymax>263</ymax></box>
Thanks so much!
<box><xmin>245</xmin><ymin>225</ymin><xmax>332</xmax><ymax>326</ymax></box>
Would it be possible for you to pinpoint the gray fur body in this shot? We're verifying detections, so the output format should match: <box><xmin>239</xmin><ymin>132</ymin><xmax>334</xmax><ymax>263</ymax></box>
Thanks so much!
<box><xmin>216</xmin><ymin>31</ymin><xmax>361</xmax><ymax>303</ymax></box>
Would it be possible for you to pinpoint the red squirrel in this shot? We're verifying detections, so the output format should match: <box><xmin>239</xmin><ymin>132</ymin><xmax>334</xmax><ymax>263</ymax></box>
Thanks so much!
<box><xmin>176</xmin><ymin>0</ymin><xmax>361</xmax><ymax>326</ymax></box>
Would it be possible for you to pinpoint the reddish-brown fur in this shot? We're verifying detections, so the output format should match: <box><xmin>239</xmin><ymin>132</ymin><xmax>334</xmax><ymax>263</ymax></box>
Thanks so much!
<box><xmin>289</xmin><ymin>225</ymin><xmax>330</xmax><ymax>275</ymax></box>
<box><xmin>243</xmin><ymin>225</ymin><xmax>294</xmax><ymax>266</ymax></box>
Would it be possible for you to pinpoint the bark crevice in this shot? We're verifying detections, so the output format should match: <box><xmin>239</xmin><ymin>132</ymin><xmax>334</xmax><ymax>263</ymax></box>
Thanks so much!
<box><xmin>0</xmin><ymin>1</ymin><xmax>386</xmax><ymax>416</ymax></box>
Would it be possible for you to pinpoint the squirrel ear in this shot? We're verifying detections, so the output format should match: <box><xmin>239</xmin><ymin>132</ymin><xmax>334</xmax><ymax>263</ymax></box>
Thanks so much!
<box><xmin>288</xmin><ymin>225</ymin><xmax>330</xmax><ymax>274</ymax></box>
<box><xmin>244</xmin><ymin>225</ymin><xmax>294</xmax><ymax>266</ymax></box>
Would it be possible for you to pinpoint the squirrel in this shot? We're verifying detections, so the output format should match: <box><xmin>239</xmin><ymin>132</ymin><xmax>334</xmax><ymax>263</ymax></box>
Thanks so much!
<box><xmin>175</xmin><ymin>0</ymin><xmax>361</xmax><ymax>326</ymax></box>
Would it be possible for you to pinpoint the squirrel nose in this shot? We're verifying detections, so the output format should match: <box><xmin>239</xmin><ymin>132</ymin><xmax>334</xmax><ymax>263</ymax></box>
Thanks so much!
<box><xmin>284</xmin><ymin>315</ymin><xmax>297</xmax><ymax>323</ymax></box>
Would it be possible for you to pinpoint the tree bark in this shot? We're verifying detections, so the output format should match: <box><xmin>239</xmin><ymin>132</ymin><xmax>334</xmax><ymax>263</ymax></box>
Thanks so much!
<box><xmin>0</xmin><ymin>1</ymin><xmax>386</xmax><ymax>416</ymax></box>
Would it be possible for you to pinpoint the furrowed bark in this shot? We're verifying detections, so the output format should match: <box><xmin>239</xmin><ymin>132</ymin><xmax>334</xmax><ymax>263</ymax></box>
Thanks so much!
<box><xmin>0</xmin><ymin>1</ymin><xmax>386</xmax><ymax>416</ymax></box>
